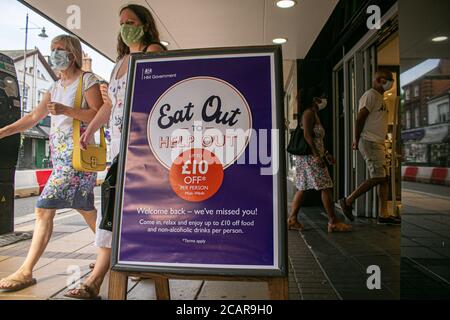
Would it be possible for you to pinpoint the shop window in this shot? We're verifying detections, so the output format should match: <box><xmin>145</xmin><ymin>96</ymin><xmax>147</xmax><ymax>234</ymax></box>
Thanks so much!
<box><xmin>45</xmin><ymin>140</ymin><xmax>50</xmax><ymax>157</ymax></box>
<box><xmin>404</xmin><ymin>143</ymin><xmax>428</xmax><ymax>164</ymax></box>
<box><xmin>430</xmin><ymin>143</ymin><xmax>448</xmax><ymax>167</ymax></box>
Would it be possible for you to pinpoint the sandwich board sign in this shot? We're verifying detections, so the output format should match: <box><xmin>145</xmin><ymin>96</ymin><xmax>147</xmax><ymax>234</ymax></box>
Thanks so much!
<box><xmin>111</xmin><ymin>46</ymin><xmax>287</xmax><ymax>278</ymax></box>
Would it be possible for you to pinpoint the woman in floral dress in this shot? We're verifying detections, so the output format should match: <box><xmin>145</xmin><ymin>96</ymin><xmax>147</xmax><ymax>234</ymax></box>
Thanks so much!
<box><xmin>288</xmin><ymin>87</ymin><xmax>351</xmax><ymax>233</ymax></box>
<box><xmin>0</xmin><ymin>35</ymin><xmax>104</xmax><ymax>292</ymax></box>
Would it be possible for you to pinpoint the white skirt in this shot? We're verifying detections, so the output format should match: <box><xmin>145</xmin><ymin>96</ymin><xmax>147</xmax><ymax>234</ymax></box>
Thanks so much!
<box><xmin>94</xmin><ymin>206</ymin><xmax>112</xmax><ymax>248</ymax></box>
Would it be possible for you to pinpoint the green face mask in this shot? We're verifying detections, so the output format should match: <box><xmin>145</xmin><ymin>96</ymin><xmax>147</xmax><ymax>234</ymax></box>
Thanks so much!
<box><xmin>120</xmin><ymin>24</ymin><xmax>144</xmax><ymax>46</ymax></box>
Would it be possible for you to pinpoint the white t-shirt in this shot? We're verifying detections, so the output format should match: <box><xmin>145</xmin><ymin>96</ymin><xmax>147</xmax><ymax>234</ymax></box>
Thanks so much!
<box><xmin>358</xmin><ymin>88</ymin><xmax>388</xmax><ymax>143</ymax></box>
<box><xmin>48</xmin><ymin>72</ymin><xmax>99</xmax><ymax>136</ymax></box>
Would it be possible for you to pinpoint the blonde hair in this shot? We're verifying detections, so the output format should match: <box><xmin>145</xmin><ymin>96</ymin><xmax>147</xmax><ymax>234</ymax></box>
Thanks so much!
<box><xmin>51</xmin><ymin>34</ymin><xmax>83</xmax><ymax>69</ymax></box>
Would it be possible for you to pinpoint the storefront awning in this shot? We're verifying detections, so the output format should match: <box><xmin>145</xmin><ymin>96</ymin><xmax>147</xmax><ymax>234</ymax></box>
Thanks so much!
<box><xmin>402</xmin><ymin>128</ymin><xmax>425</xmax><ymax>142</ymax></box>
<box><xmin>20</xmin><ymin>0</ymin><xmax>338</xmax><ymax>61</ymax></box>
<box><xmin>419</xmin><ymin>124</ymin><xmax>449</xmax><ymax>144</ymax></box>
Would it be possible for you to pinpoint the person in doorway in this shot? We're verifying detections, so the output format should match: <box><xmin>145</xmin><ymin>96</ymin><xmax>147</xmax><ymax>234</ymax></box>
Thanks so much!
<box><xmin>63</xmin><ymin>4</ymin><xmax>166</xmax><ymax>300</ymax></box>
<box><xmin>339</xmin><ymin>69</ymin><xmax>400</xmax><ymax>225</ymax></box>
<box><xmin>0</xmin><ymin>35</ymin><xmax>103</xmax><ymax>292</ymax></box>
<box><xmin>288</xmin><ymin>87</ymin><xmax>351</xmax><ymax>233</ymax></box>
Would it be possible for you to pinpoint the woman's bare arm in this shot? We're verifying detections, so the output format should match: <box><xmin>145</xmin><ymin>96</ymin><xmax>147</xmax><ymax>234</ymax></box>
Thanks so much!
<box><xmin>0</xmin><ymin>92</ymin><xmax>50</xmax><ymax>139</ymax></box>
<box><xmin>302</xmin><ymin>110</ymin><xmax>320</xmax><ymax>156</ymax></box>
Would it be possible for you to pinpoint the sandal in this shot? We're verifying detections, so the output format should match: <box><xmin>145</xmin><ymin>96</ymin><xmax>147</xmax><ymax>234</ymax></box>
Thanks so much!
<box><xmin>328</xmin><ymin>222</ymin><xmax>352</xmax><ymax>233</ymax></box>
<box><xmin>64</xmin><ymin>283</ymin><xmax>101</xmax><ymax>300</ymax></box>
<box><xmin>0</xmin><ymin>277</ymin><xmax>37</xmax><ymax>292</ymax></box>
<box><xmin>287</xmin><ymin>217</ymin><xmax>304</xmax><ymax>231</ymax></box>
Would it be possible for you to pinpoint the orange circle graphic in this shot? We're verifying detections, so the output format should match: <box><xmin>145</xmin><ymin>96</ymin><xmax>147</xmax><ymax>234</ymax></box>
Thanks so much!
<box><xmin>169</xmin><ymin>148</ymin><xmax>224</xmax><ymax>202</ymax></box>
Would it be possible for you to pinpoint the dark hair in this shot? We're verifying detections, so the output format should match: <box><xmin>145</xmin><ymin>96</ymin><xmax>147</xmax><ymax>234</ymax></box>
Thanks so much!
<box><xmin>298</xmin><ymin>86</ymin><xmax>323</xmax><ymax>111</ymax></box>
<box><xmin>117</xmin><ymin>4</ymin><xmax>161</xmax><ymax>61</ymax></box>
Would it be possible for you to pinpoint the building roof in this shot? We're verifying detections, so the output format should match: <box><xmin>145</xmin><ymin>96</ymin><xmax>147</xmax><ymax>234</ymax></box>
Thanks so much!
<box><xmin>23</xmin><ymin>124</ymin><xmax>49</xmax><ymax>139</ymax></box>
<box><xmin>401</xmin><ymin>60</ymin><xmax>450</xmax><ymax>89</ymax></box>
<box><xmin>401</xmin><ymin>66</ymin><xmax>440</xmax><ymax>89</ymax></box>
<box><xmin>0</xmin><ymin>49</ymin><xmax>58</xmax><ymax>81</ymax></box>
<box><xmin>0</xmin><ymin>49</ymin><xmax>35</xmax><ymax>60</ymax></box>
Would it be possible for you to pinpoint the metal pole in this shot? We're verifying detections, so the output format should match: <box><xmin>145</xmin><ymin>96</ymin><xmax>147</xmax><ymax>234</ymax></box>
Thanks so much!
<box><xmin>22</xmin><ymin>13</ymin><xmax>29</xmax><ymax>118</ymax></box>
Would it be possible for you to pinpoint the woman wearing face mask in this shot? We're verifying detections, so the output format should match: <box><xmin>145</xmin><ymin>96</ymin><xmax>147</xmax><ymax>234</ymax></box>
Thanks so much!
<box><xmin>64</xmin><ymin>4</ymin><xmax>165</xmax><ymax>300</ymax></box>
<box><xmin>288</xmin><ymin>87</ymin><xmax>351</xmax><ymax>233</ymax></box>
<box><xmin>0</xmin><ymin>35</ymin><xmax>103</xmax><ymax>292</ymax></box>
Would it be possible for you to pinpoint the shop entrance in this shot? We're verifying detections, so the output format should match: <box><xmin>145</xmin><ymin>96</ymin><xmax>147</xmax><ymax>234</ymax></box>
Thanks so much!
<box><xmin>333</xmin><ymin>10</ymin><xmax>400</xmax><ymax>218</ymax></box>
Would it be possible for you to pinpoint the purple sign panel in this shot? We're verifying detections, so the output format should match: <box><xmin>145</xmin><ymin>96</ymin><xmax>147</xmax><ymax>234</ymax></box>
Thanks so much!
<box><xmin>113</xmin><ymin>47</ymin><xmax>287</xmax><ymax>275</ymax></box>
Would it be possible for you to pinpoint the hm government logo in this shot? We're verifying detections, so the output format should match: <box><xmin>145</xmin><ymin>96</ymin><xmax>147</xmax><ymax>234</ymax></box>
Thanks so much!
<box><xmin>141</xmin><ymin>66</ymin><xmax>177</xmax><ymax>81</ymax></box>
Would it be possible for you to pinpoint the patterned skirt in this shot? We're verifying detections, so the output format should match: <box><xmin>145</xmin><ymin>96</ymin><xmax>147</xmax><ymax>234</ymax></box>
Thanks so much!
<box><xmin>293</xmin><ymin>155</ymin><xmax>333</xmax><ymax>191</ymax></box>
<box><xmin>36</xmin><ymin>128</ymin><xmax>97</xmax><ymax>211</ymax></box>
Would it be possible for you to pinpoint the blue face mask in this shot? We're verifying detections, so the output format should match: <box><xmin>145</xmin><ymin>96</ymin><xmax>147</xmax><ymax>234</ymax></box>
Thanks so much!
<box><xmin>50</xmin><ymin>49</ymin><xmax>71</xmax><ymax>71</ymax></box>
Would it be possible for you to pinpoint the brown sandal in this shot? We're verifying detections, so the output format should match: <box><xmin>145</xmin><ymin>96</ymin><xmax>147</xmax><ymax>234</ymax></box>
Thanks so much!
<box><xmin>287</xmin><ymin>217</ymin><xmax>304</xmax><ymax>231</ymax></box>
<box><xmin>328</xmin><ymin>222</ymin><xmax>352</xmax><ymax>233</ymax></box>
<box><xmin>64</xmin><ymin>283</ymin><xmax>101</xmax><ymax>300</ymax></box>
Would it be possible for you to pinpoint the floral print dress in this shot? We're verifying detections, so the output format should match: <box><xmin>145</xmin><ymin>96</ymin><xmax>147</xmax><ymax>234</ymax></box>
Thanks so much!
<box><xmin>36</xmin><ymin>73</ymin><xmax>99</xmax><ymax>211</ymax></box>
<box><xmin>293</xmin><ymin>124</ymin><xmax>333</xmax><ymax>191</ymax></box>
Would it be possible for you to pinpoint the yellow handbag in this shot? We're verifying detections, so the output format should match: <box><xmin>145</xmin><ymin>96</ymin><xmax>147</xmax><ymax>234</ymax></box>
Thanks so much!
<box><xmin>72</xmin><ymin>74</ymin><xmax>107</xmax><ymax>172</ymax></box>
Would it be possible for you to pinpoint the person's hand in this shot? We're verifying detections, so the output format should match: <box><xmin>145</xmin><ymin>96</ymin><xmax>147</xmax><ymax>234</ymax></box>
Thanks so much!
<box><xmin>352</xmin><ymin>140</ymin><xmax>359</xmax><ymax>150</ymax></box>
<box><xmin>47</xmin><ymin>102</ymin><xmax>67</xmax><ymax>115</ymax></box>
<box><xmin>79</xmin><ymin>129</ymin><xmax>94</xmax><ymax>150</ymax></box>
<box><xmin>100</xmin><ymin>83</ymin><xmax>112</xmax><ymax>106</ymax></box>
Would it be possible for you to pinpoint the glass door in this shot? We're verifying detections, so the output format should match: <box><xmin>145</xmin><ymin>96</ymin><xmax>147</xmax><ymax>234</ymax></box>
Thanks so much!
<box><xmin>334</xmin><ymin>66</ymin><xmax>346</xmax><ymax>200</ymax></box>
<box><xmin>333</xmin><ymin>44</ymin><xmax>379</xmax><ymax>218</ymax></box>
